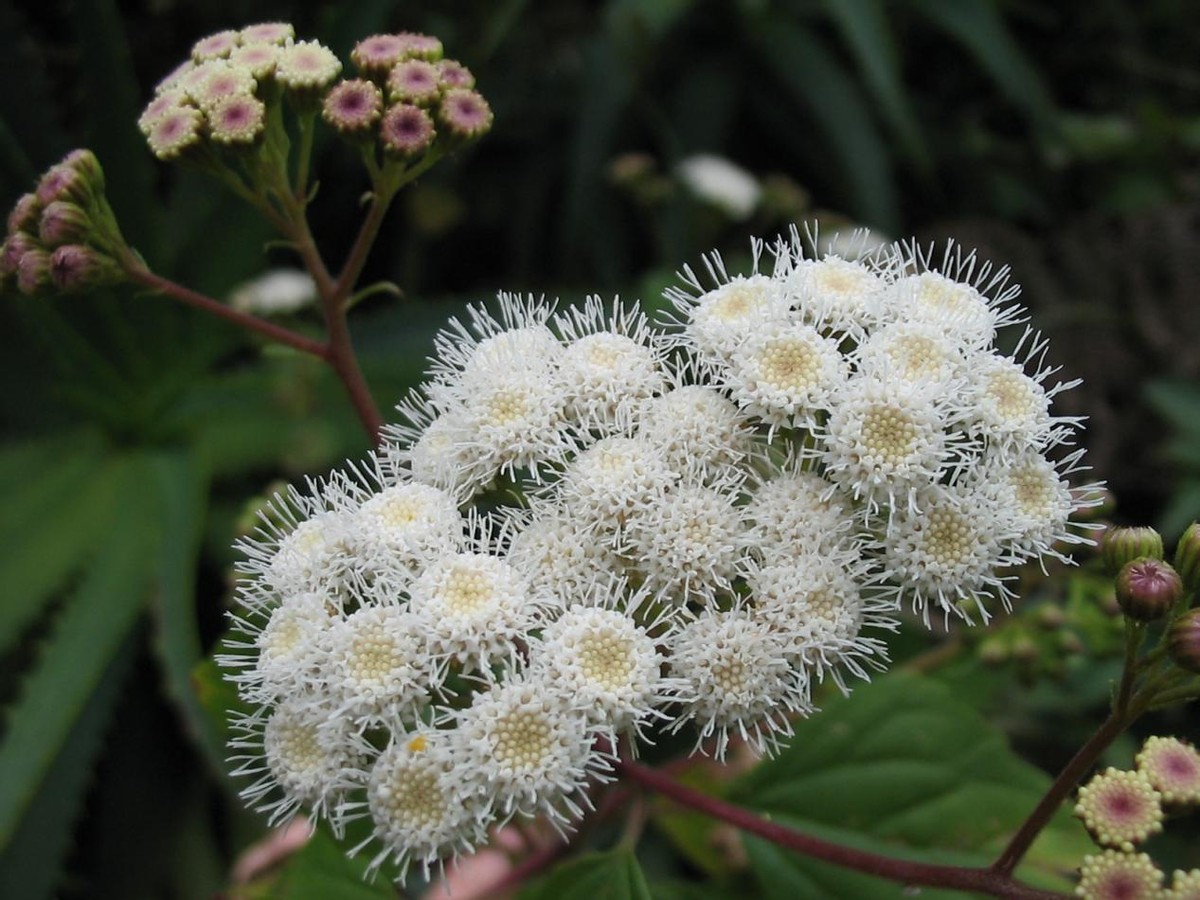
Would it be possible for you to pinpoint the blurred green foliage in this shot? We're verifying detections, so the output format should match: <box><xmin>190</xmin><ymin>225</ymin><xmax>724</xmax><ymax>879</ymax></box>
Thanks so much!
<box><xmin>1</xmin><ymin>0</ymin><xmax>1198</xmax><ymax>897</ymax></box>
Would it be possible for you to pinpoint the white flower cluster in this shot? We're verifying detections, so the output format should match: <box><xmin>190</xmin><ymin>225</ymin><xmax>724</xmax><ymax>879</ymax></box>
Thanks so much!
<box><xmin>224</xmin><ymin>228</ymin><xmax>1099</xmax><ymax>879</ymax></box>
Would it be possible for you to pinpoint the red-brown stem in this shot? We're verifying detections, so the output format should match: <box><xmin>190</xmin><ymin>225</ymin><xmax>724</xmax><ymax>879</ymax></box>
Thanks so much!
<box><xmin>616</xmin><ymin>757</ymin><xmax>1070</xmax><ymax>900</ymax></box>
<box><xmin>124</xmin><ymin>264</ymin><xmax>326</xmax><ymax>358</ymax></box>
<box><xmin>282</xmin><ymin>212</ymin><xmax>384</xmax><ymax>446</ymax></box>
<box><xmin>991</xmin><ymin>710</ymin><xmax>1129</xmax><ymax>876</ymax></box>
<box><xmin>332</xmin><ymin>192</ymin><xmax>392</xmax><ymax>309</ymax></box>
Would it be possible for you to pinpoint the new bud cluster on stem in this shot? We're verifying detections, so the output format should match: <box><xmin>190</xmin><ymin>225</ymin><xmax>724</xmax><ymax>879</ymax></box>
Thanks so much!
<box><xmin>1</xmin><ymin>150</ymin><xmax>128</xmax><ymax>296</ymax></box>
<box><xmin>222</xmin><ymin>227</ymin><xmax>1104</xmax><ymax>881</ymax></box>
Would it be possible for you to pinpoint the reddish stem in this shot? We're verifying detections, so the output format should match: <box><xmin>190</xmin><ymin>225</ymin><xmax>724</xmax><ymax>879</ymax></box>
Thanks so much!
<box><xmin>991</xmin><ymin>711</ymin><xmax>1128</xmax><ymax>876</ymax></box>
<box><xmin>616</xmin><ymin>757</ymin><xmax>1069</xmax><ymax>900</ymax></box>
<box><xmin>124</xmin><ymin>265</ymin><xmax>326</xmax><ymax>358</ymax></box>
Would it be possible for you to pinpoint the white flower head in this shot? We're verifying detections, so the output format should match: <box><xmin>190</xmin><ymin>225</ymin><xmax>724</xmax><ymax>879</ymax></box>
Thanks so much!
<box><xmin>276</xmin><ymin>40</ymin><xmax>342</xmax><ymax>91</ymax></box>
<box><xmin>872</xmin><ymin>483</ymin><xmax>1020</xmax><ymax>624</ymax></box>
<box><xmin>408</xmin><ymin>550</ymin><xmax>542</xmax><ymax>675</ymax></box>
<box><xmin>526</xmin><ymin>586</ymin><xmax>677</xmax><ymax>738</ymax></box>
<box><xmin>663</xmin><ymin>243</ymin><xmax>791</xmax><ymax>365</ymax></box>
<box><xmin>363</xmin><ymin>729</ymin><xmax>493</xmax><ymax>880</ymax></box>
<box><xmin>746</xmin><ymin>551</ymin><xmax>896</xmax><ymax>694</ymax></box>
<box><xmin>623</xmin><ymin>477</ymin><xmax>746</xmax><ymax>609</ymax></box>
<box><xmin>969</xmin><ymin>444</ymin><xmax>1100</xmax><ymax>565</ymax></box>
<box><xmin>743</xmin><ymin>463</ymin><xmax>855</xmax><ymax>561</ymax></box>
<box><xmin>234</xmin><ymin>591</ymin><xmax>336</xmax><ymax>702</ymax></box>
<box><xmin>637</xmin><ymin>383</ymin><xmax>757</xmax><ymax>480</ymax></box>
<box><xmin>676</xmin><ymin>154</ymin><xmax>762</xmax><ymax>220</ymax></box>
<box><xmin>723</xmin><ymin>321</ymin><xmax>849</xmax><ymax>432</ymax></box>
<box><xmin>353</xmin><ymin>481</ymin><xmax>464</xmax><ymax>591</ymax></box>
<box><xmin>784</xmin><ymin>255</ymin><xmax>889</xmax><ymax>337</ymax></box>
<box><xmin>503</xmin><ymin>505</ymin><xmax>625</xmax><ymax>608</ymax></box>
<box><xmin>852</xmin><ymin>320</ymin><xmax>970</xmax><ymax>390</ymax></box>
<box><xmin>555</xmin><ymin>435</ymin><xmax>678</xmax><ymax>533</ymax></box>
<box><xmin>667</xmin><ymin>607</ymin><xmax>805</xmax><ymax>760</ymax></box>
<box><xmin>428</xmin><ymin>293</ymin><xmax>560</xmax><ymax>387</ymax></box>
<box><xmin>551</xmin><ymin>296</ymin><xmax>667</xmax><ymax>436</ymax></box>
<box><xmin>234</xmin><ymin>475</ymin><xmax>363</xmax><ymax>607</ymax></box>
<box><xmin>325</xmin><ymin>604</ymin><xmax>439</xmax><ymax>725</ymax></box>
<box><xmin>455</xmin><ymin>676</ymin><xmax>611</xmax><ymax>827</ymax></box>
<box><xmin>822</xmin><ymin>374</ymin><xmax>967</xmax><ymax>520</ymax></box>
<box><xmin>232</xmin><ymin>695</ymin><xmax>366</xmax><ymax>827</ymax></box>
<box><xmin>229</xmin><ymin>269</ymin><xmax>317</xmax><ymax>315</ymax></box>
<box><xmin>885</xmin><ymin>239</ymin><xmax>1027</xmax><ymax>348</ymax></box>
<box><xmin>959</xmin><ymin>330</ymin><xmax>1082</xmax><ymax>450</ymax></box>
<box><xmin>385</xmin><ymin>393</ymin><xmax>490</xmax><ymax>499</ymax></box>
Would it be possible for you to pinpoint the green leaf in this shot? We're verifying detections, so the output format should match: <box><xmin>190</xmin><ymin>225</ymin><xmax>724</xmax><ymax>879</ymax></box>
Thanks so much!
<box><xmin>266</xmin><ymin>824</ymin><xmax>395</xmax><ymax>900</ymax></box>
<box><xmin>744</xmin><ymin>824</ymin><xmax>975</xmax><ymax>900</ymax></box>
<box><xmin>1145</xmin><ymin>379</ymin><xmax>1200</xmax><ymax>440</ymax></box>
<box><xmin>0</xmin><ymin>634</ymin><xmax>137</xmax><ymax>900</ymax></box>
<box><xmin>0</xmin><ymin>439</ymin><xmax>124</xmax><ymax>657</ymax></box>
<box><xmin>752</xmin><ymin>20</ymin><xmax>899</xmax><ymax>232</ymax></box>
<box><xmin>145</xmin><ymin>448</ymin><xmax>225</xmax><ymax>774</ymax></box>
<box><xmin>0</xmin><ymin>455</ymin><xmax>158</xmax><ymax>849</ymax></box>
<box><xmin>910</xmin><ymin>0</ymin><xmax>1055</xmax><ymax>125</ymax></box>
<box><xmin>730</xmin><ymin>673</ymin><xmax>1091</xmax><ymax>893</ymax></box>
<box><xmin>821</xmin><ymin>0</ymin><xmax>931</xmax><ymax>173</ymax></box>
<box><xmin>518</xmin><ymin>850</ymin><xmax>653</xmax><ymax>900</ymax></box>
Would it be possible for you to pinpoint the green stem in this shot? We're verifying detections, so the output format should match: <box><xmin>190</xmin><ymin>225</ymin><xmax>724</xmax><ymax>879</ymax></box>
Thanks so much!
<box><xmin>617</xmin><ymin>758</ymin><xmax>1068</xmax><ymax>899</ymax></box>
<box><xmin>293</xmin><ymin>112</ymin><xmax>316</xmax><ymax>202</ymax></box>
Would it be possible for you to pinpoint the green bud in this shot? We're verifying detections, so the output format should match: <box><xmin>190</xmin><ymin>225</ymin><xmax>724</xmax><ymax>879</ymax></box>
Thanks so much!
<box><xmin>1115</xmin><ymin>558</ymin><xmax>1182</xmax><ymax>622</ymax></box>
<box><xmin>1173</xmin><ymin>522</ymin><xmax>1200</xmax><ymax>594</ymax></box>
<box><xmin>1100</xmin><ymin>525</ymin><xmax>1163</xmax><ymax>576</ymax></box>
<box><xmin>1168</xmin><ymin>608</ymin><xmax>1200</xmax><ymax>674</ymax></box>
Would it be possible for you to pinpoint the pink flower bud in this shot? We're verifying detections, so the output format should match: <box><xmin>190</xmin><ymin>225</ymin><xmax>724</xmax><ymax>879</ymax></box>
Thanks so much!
<box><xmin>48</xmin><ymin>244</ymin><xmax>118</xmax><ymax>292</ymax></box>
<box><xmin>437</xmin><ymin>59</ymin><xmax>475</xmax><ymax>90</ymax></box>
<box><xmin>322</xmin><ymin>79</ymin><xmax>383</xmax><ymax>136</ymax></box>
<box><xmin>16</xmin><ymin>247</ymin><xmax>52</xmax><ymax>295</ymax></box>
<box><xmin>351</xmin><ymin>34</ymin><xmax>409</xmax><ymax>77</ymax></box>
<box><xmin>38</xmin><ymin>201</ymin><xmax>91</xmax><ymax>247</ymax></box>
<box><xmin>2</xmin><ymin>232</ymin><xmax>40</xmax><ymax>277</ymax></box>
<box><xmin>387</xmin><ymin>59</ymin><xmax>442</xmax><ymax>105</ymax></box>
<box><xmin>379</xmin><ymin>103</ymin><xmax>435</xmax><ymax>158</ymax></box>
<box><xmin>1169</xmin><ymin>609</ymin><xmax>1200</xmax><ymax>674</ymax></box>
<box><xmin>437</xmin><ymin>89</ymin><xmax>493</xmax><ymax>142</ymax></box>
<box><xmin>6</xmin><ymin>192</ymin><xmax>41</xmax><ymax>235</ymax></box>
<box><xmin>1116</xmin><ymin>558</ymin><xmax>1182</xmax><ymax>622</ymax></box>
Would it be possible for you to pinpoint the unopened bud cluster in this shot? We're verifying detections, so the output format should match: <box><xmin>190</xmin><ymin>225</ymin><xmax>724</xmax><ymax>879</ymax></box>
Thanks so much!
<box><xmin>139</xmin><ymin>23</ymin><xmax>491</xmax><ymax>174</ymax></box>
<box><xmin>1</xmin><ymin>150</ymin><xmax>127</xmax><ymax>296</ymax></box>
<box><xmin>225</xmin><ymin>228</ymin><xmax>1102</xmax><ymax>879</ymax></box>
<box><xmin>1074</xmin><ymin>735</ymin><xmax>1200</xmax><ymax>898</ymax></box>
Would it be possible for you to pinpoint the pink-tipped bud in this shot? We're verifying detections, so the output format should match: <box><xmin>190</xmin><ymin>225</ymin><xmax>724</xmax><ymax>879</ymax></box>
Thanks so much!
<box><xmin>239</xmin><ymin>22</ymin><xmax>294</xmax><ymax>47</ymax></box>
<box><xmin>275</xmin><ymin>40</ymin><xmax>342</xmax><ymax>93</ymax></box>
<box><xmin>49</xmin><ymin>244</ymin><xmax>120</xmax><ymax>293</ymax></box>
<box><xmin>1169</xmin><ymin>609</ymin><xmax>1200</xmax><ymax>674</ymax></box>
<box><xmin>2</xmin><ymin>231</ymin><xmax>40</xmax><ymax>277</ymax></box>
<box><xmin>379</xmin><ymin>103</ymin><xmax>435</xmax><ymax>158</ymax></box>
<box><xmin>1101</xmin><ymin>526</ymin><xmax>1164</xmax><ymax>576</ymax></box>
<box><xmin>437</xmin><ymin>88</ymin><xmax>493</xmax><ymax>142</ymax></box>
<box><xmin>35</xmin><ymin>164</ymin><xmax>87</xmax><ymax>208</ymax></box>
<box><xmin>208</xmin><ymin>94</ymin><xmax>267</xmax><ymax>146</ymax></box>
<box><xmin>7</xmin><ymin>192</ymin><xmax>41</xmax><ymax>235</ymax></box>
<box><xmin>1173</xmin><ymin>522</ymin><xmax>1200</xmax><ymax>594</ymax></box>
<box><xmin>16</xmin><ymin>247</ymin><xmax>52</xmax><ymax>295</ymax></box>
<box><xmin>436</xmin><ymin>59</ymin><xmax>475</xmax><ymax>90</ymax></box>
<box><xmin>1116</xmin><ymin>558</ymin><xmax>1182</xmax><ymax>622</ymax></box>
<box><xmin>351</xmin><ymin>34</ymin><xmax>409</xmax><ymax>77</ymax></box>
<box><xmin>386</xmin><ymin>59</ymin><xmax>442</xmax><ymax>105</ymax></box>
<box><xmin>61</xmin><ymin>149</ymin><xmax>106</xmax><ymax>195</ymax></box>
<box><xmin>38</xmin><ymin>201</ymin><xmax>91</xmax><ymax>247</ymax></box>
<box><xmin>322</xmin><ymin>79</ymin><xmax>383</xmax><ymax>136</ymax></box>
<box><xmin>396</xmin><ymin>32</ymin><xmax>443</xmax><ymax>62</ymax></box>
<box><xmin>191</xmin><ymin>29</ymin><xmax>240</xmax><ymax>63</ymax></box>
